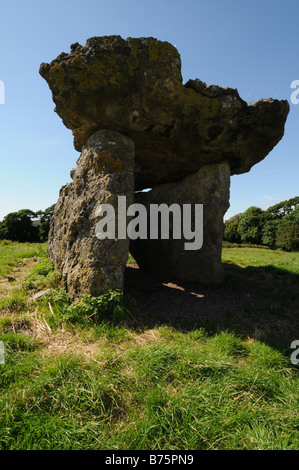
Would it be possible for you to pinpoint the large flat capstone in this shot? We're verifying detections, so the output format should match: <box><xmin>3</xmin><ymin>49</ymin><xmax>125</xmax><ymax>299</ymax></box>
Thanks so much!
<box><xmin>40</xmin><ymin>36</ymin><xmax>289</xmax><ymax>190</ymax></box>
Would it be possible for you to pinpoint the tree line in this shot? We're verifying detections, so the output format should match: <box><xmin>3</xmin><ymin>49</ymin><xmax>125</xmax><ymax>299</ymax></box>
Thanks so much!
<box><xmin>1</xmin><ymin>197</ymin><xmax>298</xmax><ymax>251</ymax></box>
<box><xmin>224</xmin><ymin>196</ymin><xmax>299</xmax><ymax>251</ymax></box>
<box><xmin>0</xmin><ymin>205</ymin><xmax>55</xmax><ymax>243</ymax></box>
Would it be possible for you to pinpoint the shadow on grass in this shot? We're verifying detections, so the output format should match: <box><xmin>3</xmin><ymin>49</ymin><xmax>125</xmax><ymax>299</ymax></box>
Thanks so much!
<box><xmin>124</xmin><ymin>262</ymin><xmax>299</xmax><ymax>354</ymax></box>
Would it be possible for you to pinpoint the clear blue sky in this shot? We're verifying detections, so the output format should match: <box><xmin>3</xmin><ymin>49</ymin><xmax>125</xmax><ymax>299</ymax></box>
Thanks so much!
<box><xmin>0</xmin><ymin>0</ymin><xmax>298</xmax><ymax>221</ymax></box>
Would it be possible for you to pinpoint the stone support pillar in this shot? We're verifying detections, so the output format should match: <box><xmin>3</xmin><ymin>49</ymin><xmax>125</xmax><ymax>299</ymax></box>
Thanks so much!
<box><xmin>47</xmin><ymin>129</ymin><xmax>135</xmax><ymax>299</ymax></box>
<box><xmin>130</xmin><ymin>162</ymin><xmax>230</xmax><ymax>286</ymax></box>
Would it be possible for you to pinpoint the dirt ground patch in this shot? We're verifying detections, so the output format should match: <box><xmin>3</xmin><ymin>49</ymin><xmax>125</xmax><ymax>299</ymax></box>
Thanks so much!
<box><xmin>0</xmin><ymin>258</ymin><xmax>37</xmax><ymax>296</ymax></box>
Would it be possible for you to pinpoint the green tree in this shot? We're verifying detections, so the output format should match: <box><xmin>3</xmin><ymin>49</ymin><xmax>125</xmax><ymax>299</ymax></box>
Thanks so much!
<box><xmin>274</xmin><ymin>206</ymin><xmax>299</xmax><ymax>251</ymax></box>
<box><xmin>276</xmin><ymin>222</ymin><xmax>299</xmax><ymax>251</ymax></box>
<box><xmin>224</xmin><ymin>214</ymin><xmax>242</xmax><ymax>243</ymax></box>
<box><xmin>266</xmin><ymin>197</ymin><xmax>299</xmax><ymax>219</ymax></box>
<box><xmin>237</xmin><ymin>206</ymin><xmax>264</xmax><ymax>245</ymax></box>
<box><xmin>36</xmin><ymin>204</ymin><xmax>55</xmax><ymax>241</ymax></box>
<box><xmin>283</xmin><ymin>205</ymin><xmax>299</xmax><ymax>224</ymax></box>
<box><xmin>0</xmin><ymin>209</ymin><xmax>39</xmax><ymax>242</ymax></box>
<box><xmin>261</xmin><ymin>219</ymin><xmax>280</xmax><ymax>248</ymax></box>
<box><xmin>224</xmin><ymin>197</ymin><xmax>299</xmax><ymax>251</ymax></box>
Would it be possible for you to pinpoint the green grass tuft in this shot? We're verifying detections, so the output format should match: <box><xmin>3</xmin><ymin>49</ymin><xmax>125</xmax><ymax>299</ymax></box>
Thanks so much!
<box><xmin>0</xmin><ymin>243</ymin><xmax>298</xmax><ymax>450</ymax></box>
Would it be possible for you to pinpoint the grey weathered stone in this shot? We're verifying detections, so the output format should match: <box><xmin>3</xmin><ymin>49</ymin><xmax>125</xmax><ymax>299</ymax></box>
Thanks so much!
<box><xmin>130</xmin><ymin>163</ymin><xmax>230</xmax><ymax>285</ymax></box>
<box><xmin>40</xmin><ymin>36</ymin><xmax>289</xmax><ymax>298</ymax></box>
<box><xmin>47</xmin><ymin>129</ymin><xmax>135</xmax><ymax>299</ymax></box>
<box><xmin>40</xmin><ymin>35</ymin><xmax>289</xmax><ymax>190</ymax></box>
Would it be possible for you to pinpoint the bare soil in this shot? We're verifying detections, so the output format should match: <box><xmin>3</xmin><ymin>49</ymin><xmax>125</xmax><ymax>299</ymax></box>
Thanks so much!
<box><xmin>0</xmin><ymin>258</ymin><xmax>37</xmax><ymax>296</ymax></box>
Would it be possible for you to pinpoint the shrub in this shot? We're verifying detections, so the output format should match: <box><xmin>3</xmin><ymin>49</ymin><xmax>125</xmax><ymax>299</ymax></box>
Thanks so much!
<box><xmin>65</xmin><ymin>290</ymin><xmax>137</xmax><ymax>324</ymax></box>
<box><xmin>44</xmin><ymin>289</ymin><xmax>137</xmax><ymax>326</ymax></box>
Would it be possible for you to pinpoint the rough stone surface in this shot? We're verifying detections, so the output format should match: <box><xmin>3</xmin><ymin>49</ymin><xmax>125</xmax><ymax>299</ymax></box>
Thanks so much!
<box><xmin>40</xmin><ymin>35</ymin><xmax>289</xmax><ymax>190</ymax></box>
<box><xmin>130</xmin><ymin>162</ymin><xmax>230</xmax><ymax>285</ymax></box>
<box><xmin>47</xmin><ymin>129</ymin><xmax>135</xmax><ymax>300</ymax></box>
<box><xmin>41</xmin><ymin>36</ymin><xmax>290</xmax><ymax>298</ymax></box>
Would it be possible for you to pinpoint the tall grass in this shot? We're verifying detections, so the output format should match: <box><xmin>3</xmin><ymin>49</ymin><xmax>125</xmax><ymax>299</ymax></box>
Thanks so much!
<box><xmin>0</xmin><ymin>327</ymin><xmax>298</xmax><ymax>450</ymax></box>
<box><xmin>0</xmin><ymin>243</ymin><xmax>298</xmax><ymax>450</ymax></box>
<box><xmin>0</xmin><ymin>242</ymin><xmax>47</xmax><ymax>277</ymax></box>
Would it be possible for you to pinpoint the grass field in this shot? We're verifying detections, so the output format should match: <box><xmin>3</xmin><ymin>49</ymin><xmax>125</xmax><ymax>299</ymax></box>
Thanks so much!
<box><xmin>222</xmin><ymin>246</ymin><xmax>299</xmax><ymax>274</ymax></box>
<box><xmin>0</xmin><ymin>242</ymin><xmax>48</xmax><ymax>277</ymax></box>
<box><xmin>0</xmin><ymin>243</ymin><xmax>298</xmax><ymax>450</ymax></box>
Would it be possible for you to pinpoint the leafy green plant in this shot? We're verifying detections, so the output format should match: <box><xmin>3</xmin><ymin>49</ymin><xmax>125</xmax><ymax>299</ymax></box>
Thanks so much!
<box><xmin>23</xmin><ymin>258</ymin><xmax>60</xmax><ymax>291</ymax></box>
<box><xmin>31</xmin><ymin>259</ymin><xmax>54</xmax><ymax>276</ymax></box>
<box><xmin>66</xmin><ymin>290</ymin><xmax>137</xmax><ymax>324</ymax></box>
<box><xmin>44</xmin><ymin>289</ymin><xmax>136</xmax><ymax>326</ymax></box>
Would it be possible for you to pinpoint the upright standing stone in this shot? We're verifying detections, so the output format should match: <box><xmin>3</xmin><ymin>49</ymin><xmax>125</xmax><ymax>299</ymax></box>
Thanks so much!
<box><xmin>130</xmin><ymin>163</ymin><xmax>230</xmax><ymax>286</ymax></box>
<box><xmin>47</xmin><ymin>130</ymin><xmax>135</xmax><ymax>300</ymax></box>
